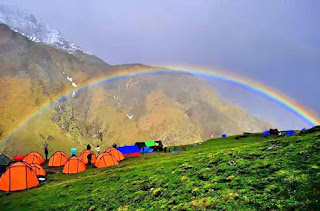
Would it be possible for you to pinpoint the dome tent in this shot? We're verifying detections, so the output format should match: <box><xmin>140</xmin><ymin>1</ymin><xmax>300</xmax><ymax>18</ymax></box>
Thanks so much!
<box><xmin>79</xmin><ymin>150</ymin><xmax>97</xmax><ymax>164</ymax></box>
<box><xmin>23</xmin><ymin>152</ymin><xmax>45</xmax><ymax>165</ymax></box>
<box><xmin>30</xmin><ymin>164</ymin><xmax>46</xmax><ymax>177</ymax></box>
<box><xmin>48</xmin><ymin>151</ymin><xmax>68</xmax><ymax>167</ymax></box>
<box><xmin>95</xmin><ymin>152</ymin><xmax>118</xmax><ymax>168</ymax></box>
<box><xmin>62</xmin><ymin>156</ymin><xmax>86</xmax><ymax>174</ymax></box>
<box><xmin>105</xmin><ymin>148</ymin><xmax>124</xmax><ymax>162</ymax></box>
<box><xmin>140</xmin><ymin>146</ymin><xmax>153</xmax><ymax>153</ymax></box>
<box><xmin>0</xmin><ymin>161</ymin><xmax>39</xmax><ymax>192</ymax></box>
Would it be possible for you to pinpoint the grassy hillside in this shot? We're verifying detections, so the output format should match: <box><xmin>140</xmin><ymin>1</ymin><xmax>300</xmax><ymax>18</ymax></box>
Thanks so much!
<box><xmin>1</xmin><ymin>130</ymin><xmax>320</xmax><ymax>210</ymax></box>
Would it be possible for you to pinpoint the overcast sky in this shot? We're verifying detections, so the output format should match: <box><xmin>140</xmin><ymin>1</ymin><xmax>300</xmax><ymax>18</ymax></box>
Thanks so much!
<box><xmin>1</xmin><ymin>0</ymin><xmax>320</xmax><ymax>129</ymax></box>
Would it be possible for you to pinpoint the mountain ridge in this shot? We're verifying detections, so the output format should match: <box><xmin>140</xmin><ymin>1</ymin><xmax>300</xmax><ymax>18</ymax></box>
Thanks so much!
<box><xmin>0</xmin><ymin>5</ymin><xmax>85</xmax><ymax>54</ymax></box>
<box><xmin>0</xmin><ymin>22</ymin><xmax>270</xmax><ymax>156</ymax></box>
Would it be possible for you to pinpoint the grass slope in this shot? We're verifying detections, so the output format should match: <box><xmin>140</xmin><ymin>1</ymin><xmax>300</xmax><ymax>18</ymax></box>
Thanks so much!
<box><xmin>1</xmin><ymin>131</ymin><xmax>320</xmax><ymax>210</ymax></box>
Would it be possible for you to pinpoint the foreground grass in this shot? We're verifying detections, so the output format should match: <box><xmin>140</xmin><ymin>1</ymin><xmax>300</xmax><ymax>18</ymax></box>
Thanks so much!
<box><xmin>1</xmin><ymin>132</ymin><xmax>320</xmax><ymax>210</ymax></box>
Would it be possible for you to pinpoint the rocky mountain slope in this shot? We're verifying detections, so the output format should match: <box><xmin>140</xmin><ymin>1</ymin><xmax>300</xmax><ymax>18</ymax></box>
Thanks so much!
<box><xmin>0</xmin><ymin>23</ymin><xmax>270</xmax><ymax>156</ymax></box>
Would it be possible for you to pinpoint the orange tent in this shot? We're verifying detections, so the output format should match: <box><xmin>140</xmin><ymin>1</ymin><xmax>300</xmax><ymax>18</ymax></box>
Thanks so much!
<box><xmin>95</xmin><ymin>152</ymin><xmax>118</xmax><ymax>168</ymax></box>
<box><xmin>30</xmin><ymin>164</ymin><xmax>46</xmax><ymax>177</ymax></box>
<box><xmin>106</xmin><ymin>148</ymin><xmax>124</xmax><ymax>162</ymax></box>
<box><xmin>62</xmin><ymin>156</ymin><xmax>86</xmax><ymax>174</ymax></box>
<box><xmin>0</xmin><ymin>162</ymin><xmax>39</xmax><ymax>192</ymax></box>
<box><xmin>79</xmin><ymin>150</ymin><xmax>97</xmax><ymax>164</ymax></box>
<box><xmin>48</xmin><ymin>151</ymin><xmax>68</xmax><ymax>167</ymax></box>
<box><xmin>23</xmin><ymin>152</ymin><xmax>45</xmax><ymax>165</ymax></box>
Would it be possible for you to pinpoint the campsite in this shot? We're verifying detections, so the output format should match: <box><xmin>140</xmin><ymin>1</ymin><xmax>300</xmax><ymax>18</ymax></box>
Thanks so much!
<box><xmin>1</xmin><ymin>127</ymin><xmax>320</xmax><ymax>210</ymax></box>
<box><xmin>0</xmin><ymin>1</ymin><xmax>320</xmax><ymax>210</ymax></box>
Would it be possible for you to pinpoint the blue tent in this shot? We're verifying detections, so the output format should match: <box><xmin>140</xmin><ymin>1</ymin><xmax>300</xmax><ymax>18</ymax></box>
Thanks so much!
<box><xmin>117</xmin><ymin>145</ymin><xmax>141</xmax><ymax>156</ymax></box>
<box><xmin>263</xmin><ymin>131</ymin><xmax>270</xmax><ymax>136</ymax></box>
<box><xmin>286</xmin><ymin>130</ymin><xmax>295</xmax><ymax>136</ymax></box>
<box><xmin>301</xmin><ymin>128</ymin><xmax>306</xmax><ymax>131</ymax></box>
<box><xmin>222</xmin><ymin>134</ymin><xmax>227</xmax><ymax>138</ymax></box>
<box><xmin>140</xmin><ymin>146</ymin><xmax>153</xmax><ymax>153</ymax></box>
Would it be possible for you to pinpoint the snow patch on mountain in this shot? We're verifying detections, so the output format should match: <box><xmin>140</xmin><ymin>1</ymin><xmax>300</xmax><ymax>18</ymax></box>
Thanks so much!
<box><xmin>126</xmin><ymin>114</ymin><xmax>134</xmax><ymax>119</ymax></box>
<box><xmin>67</xmin><ymin>76</ymin><xmax>73</xmax><ymax>82</ymax></box>
<box><xmin>0</xmin><ymin>5</ymin><xmax>83</xmax><ymax>53</ymax></box>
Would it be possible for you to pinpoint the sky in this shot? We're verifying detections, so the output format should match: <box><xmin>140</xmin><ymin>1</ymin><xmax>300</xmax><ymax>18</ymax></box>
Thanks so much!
<box><xmin>1</xmin><ymin>0</ymin><xmax>320</xmax><ymax>129</ymax></box>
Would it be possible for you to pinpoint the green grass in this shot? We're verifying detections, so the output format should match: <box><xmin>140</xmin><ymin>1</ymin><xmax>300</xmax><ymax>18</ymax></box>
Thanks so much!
<box><xmin>1</xmin><ymin>132</ymin><xmax>320</xmax><ymax>210</ymax></box>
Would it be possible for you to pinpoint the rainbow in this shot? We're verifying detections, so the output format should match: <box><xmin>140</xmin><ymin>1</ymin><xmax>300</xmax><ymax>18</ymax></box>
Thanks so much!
<box><xmin>1</xmin><ymin>66</ymin><xmax>319</xmax><ymax>143</ymax></box>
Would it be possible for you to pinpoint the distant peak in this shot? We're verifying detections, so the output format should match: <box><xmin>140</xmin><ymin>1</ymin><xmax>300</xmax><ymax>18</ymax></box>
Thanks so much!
<box><xmin>0</xmin><ymin>4</ymin><xmax>83</xmax><ymax>54</ymax></box>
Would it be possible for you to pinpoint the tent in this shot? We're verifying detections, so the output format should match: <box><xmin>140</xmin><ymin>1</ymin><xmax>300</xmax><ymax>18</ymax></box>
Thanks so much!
<box><xmin>285</xmin><ymin>130</ymin><xmax>295</xmax><ymax>136</ymax></box>
<box><xmin>263</xmin><ymin>131</ymin><xmax>270</xmax><ymax>136</ymax></box>
<box><xmin>0</xmin><ymin>162</ymin><xmax>39</xmax><ymax>192</ymax></box>
<box><xmin>13</xmin><ymin>155</ymin><xmax>25</xmax><ymax>161</ymax></box>
<box><xmin>155</xmin><ymin>140</ymin><xmax>163</xmax><ymax>146</ymax></box>
<box><xmin>145</xmin><ymin>141</ymin><xmax>156</xmax><ymax>147</ymax></box>
<box><xmin>62</xmin><ymin>156</ymin><xmax>86</xmax><ymax>174</ymax></box>
<box><xmin>48</xmin><ymin>151</ymin><xmax>68</xmax><ymax>167</ymax></box>
<box><xmin>173</xmin><ymin>146</ymin><xmax>186</xmax><ymax>151</ymax></box>
<box><xmin>30</xmin><ymin>164</ymin><xmax>46</xmax><ymax>177</ymax></box>
<box><xmin>135</xmin><ymin>142</ymin><xmax>146</xmax><ymax>149</ymax></box>
<box><xmin>222</xmin><ymin>134</ymin><xmax>227</xmax><ymax>138</ymax></box>
<box><xmin>0</xmin><ymin>153</ymin><xmax>11</xmax><ymax>173</ymax></box>
<box><xmin>0</xmin><ymin>153</ymin><xmax>11</xmax><ymax>166</ymax></box>
<box><xmin>117</xmin><ymin>145</ymin><xmax>141</xmax><ymax>156</ymax></box>
<box><xmin>269</xmin><ymin>129</ymin><xmax>279</xmax><ymax>135</ymax></box>
<box><xmin>95</xmin><ymin>152</ymin><xmax>119</xmax><ymax>168</ymax></box>
<box><xmin>106</xmin><ymin>148</ymin><xmax>124</xmax><ymax>162</ymax></box>
<box><xmin>79</xmin><ymin>150</ymin><xmax>97</xmax><ymax>164</ymax></box>
<box><xmin>23</xmin><ymin>152</ymin><xmax>45</xmax><ymax>165</ymax></box>
<box><xmin>136</xmin><ymin>141</ymin><xmax>163</xmax><ymax>151</ymax></box>
<box><xmin>153</xmin><ymin>141</ymin><xmax>164</xmax><ymax>151</ymax></box>
<box><xmin>140</xmin><ymin>146</ymin><xmax>153</xmax><ymax>153</ymax></box>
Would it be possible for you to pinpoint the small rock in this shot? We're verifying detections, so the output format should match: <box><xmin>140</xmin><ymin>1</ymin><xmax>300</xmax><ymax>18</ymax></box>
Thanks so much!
<box><xmin>228</xmin><ymin>161</ymin><xmax>237</xmax><ymax>166</ymax></box>
<box><xmin>88</xmin><ymin>206</ymin><xmax>96</xmax><ymax>211</ymax></box>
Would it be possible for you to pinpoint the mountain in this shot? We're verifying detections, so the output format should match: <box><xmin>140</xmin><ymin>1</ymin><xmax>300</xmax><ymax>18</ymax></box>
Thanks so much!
<box><xmin>0</xmin><ymin>22</ymin><xmax>270</xmax><ymax>156</ymax></box>
<box><xmin>0</xmin><ymin>5</ymin><xmax>83</xmax><ymax>53</ymax></box>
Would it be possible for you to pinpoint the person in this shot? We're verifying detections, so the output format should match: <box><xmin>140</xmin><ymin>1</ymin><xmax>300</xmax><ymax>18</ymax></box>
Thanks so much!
<box><xmin>87</xmin><ymin>153</ymin><xmax>92</xmax><ymax>164</ymax></box>
<box><xmin>164</xmin><ymin>147</ymin><xmax>167</xmax><ymax>153</ymax></box>
<box><xmin>87</xmin><ymin>144</ymin><xmax>91</xmax><ymax>150</ymax></box>
<box><xmin>44</xmin><ymin>142</ymin><xmax>49</xmax><ymax>161</ymax></box>
<box><xmin>71</xmin><ymin>146</ymin><xmax>77</xmax><ymax>156</ymax></box>
<box><xmin>95</xmin><ymin>145</ymin><xmax>100</xmax><ymax>154</ymax></box>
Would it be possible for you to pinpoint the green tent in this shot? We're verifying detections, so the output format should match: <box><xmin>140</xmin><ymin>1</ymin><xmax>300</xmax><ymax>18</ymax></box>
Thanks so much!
<box><xmin>145</xmin><ymin>141</ymin><xmax>156</xmax><ymax>147</ymax></box>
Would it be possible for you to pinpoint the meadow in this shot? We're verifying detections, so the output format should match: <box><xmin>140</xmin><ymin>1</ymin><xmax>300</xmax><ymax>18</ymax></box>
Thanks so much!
<box><xmin>1</xmin><ymin>129</ymin><xmax>320</xmax><ymax>210</ymax></box>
